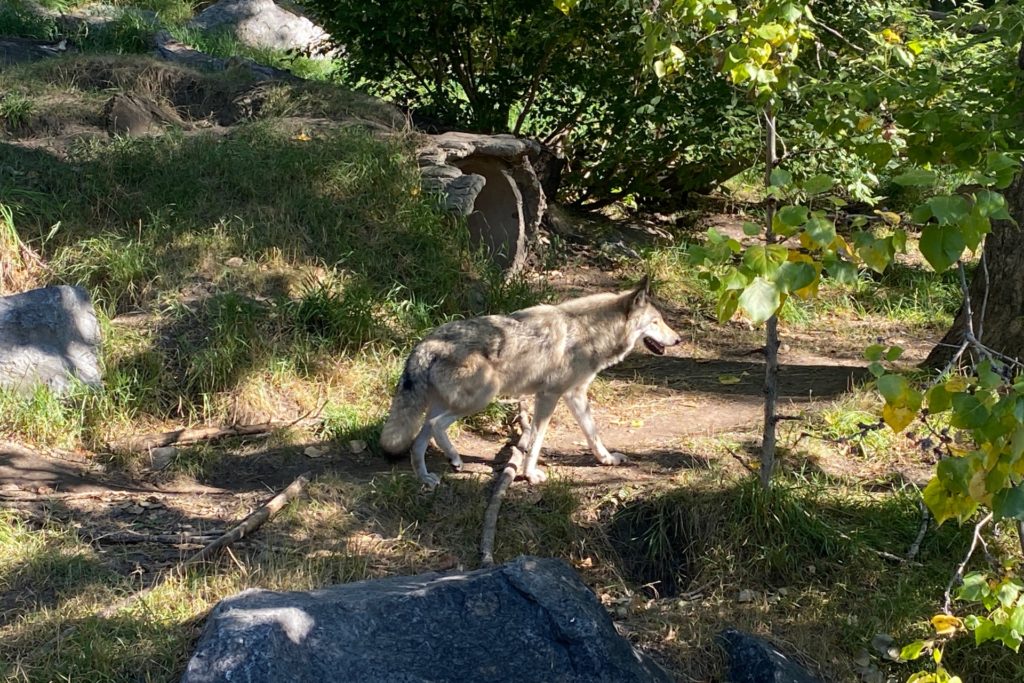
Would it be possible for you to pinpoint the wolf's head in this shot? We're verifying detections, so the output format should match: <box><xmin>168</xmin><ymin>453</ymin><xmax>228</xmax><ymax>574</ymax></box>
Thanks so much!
<box><xmin>626</xmin><ymin>277</ymin><xmax>682</xmax><ymax>355</ymax></box>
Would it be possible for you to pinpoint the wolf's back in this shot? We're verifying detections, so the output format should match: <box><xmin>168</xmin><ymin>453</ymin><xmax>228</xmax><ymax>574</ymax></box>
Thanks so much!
<box><xmin>379</xmin><ymin>345</ymin><xmax>433</xmax><ymax>455</ymax></box>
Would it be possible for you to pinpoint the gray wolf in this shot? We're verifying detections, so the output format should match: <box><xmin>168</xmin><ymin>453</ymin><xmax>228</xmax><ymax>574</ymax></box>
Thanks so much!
<box><xmin>379</xmin><ymin>277</ymin><xmax>682</xmax><ymax>488</ymax></box>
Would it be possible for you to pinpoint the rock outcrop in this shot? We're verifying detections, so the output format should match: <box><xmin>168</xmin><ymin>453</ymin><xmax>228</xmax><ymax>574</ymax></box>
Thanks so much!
<box><xmin>418</xmin><ymin>133</ymin><xmax>547</xmax><ymax>273</ymax></box>
<box><xmin>181</xmin><ymin>556</ymin><xmax>673</xmax><ymax>683</ymax></box>
<box><xmin>189</xmin><ymin>0</ymin><xmax>332</xmax><ymax>55</ymax></box>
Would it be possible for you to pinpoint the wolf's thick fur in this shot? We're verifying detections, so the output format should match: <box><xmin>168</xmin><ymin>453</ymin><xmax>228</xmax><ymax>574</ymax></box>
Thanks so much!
<box><xmin>380</xmin><ymin>278</ymin><xmax>681</xmax><ymax>487</ymax></box>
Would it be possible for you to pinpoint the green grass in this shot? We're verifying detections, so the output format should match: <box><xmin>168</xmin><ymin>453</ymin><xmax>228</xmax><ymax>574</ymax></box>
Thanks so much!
<box><xmin>0</xmin><ymin>93</ymin><xmax>35</xmax><ymax>130</ymax></box>
<box><xmin>0</xmin><ymin>1</ymin><xmax>59</xmax><ymax>39</ymax></box>
<box><xmin>0</xmin><ymin>58</ymin><xmax>543</xmax><ymax>446</ymax></box>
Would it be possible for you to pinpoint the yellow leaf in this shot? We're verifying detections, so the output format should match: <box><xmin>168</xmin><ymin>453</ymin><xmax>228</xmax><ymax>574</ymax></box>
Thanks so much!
<box><xmin>882</xmin><ymin>28</ymin><xmax>902</xmax><ymax>44</ymax></box>
<box><xmin>945</xmin><ymin>376</ymin><xmax>969</xmax><ymax>393</ymax></box>
<box><xmin>931</xmin><ymin>614</ymin><xmax>962</xmax><ymax>636</ymax></box>
<box><xmin>630</xmin><ymin>419</ymin><xmax>645</xmax><ymax>428</ymax></box>
<box><xmin>293</xmin><ymin>132</ymin><xmax>312</xmax><ymax>142</ymax></box>
<box><xmin>874</xmin><ymin>209</ymin><xmax>902</xmax><ymax>225</ymax></box>
<box><xmin>883</xmin><ymin>403</ymin><xmax>915</xmax><ymax>432</ymax></box>
<box><xmin>718</xmin><ymin>374</ymin><xmax>742</xmax><ymax>385</ymax></box>
<box><xmin>856</xmin><ymin>115</ymin><xmax>875</xmax><ymax>132</ymax></box>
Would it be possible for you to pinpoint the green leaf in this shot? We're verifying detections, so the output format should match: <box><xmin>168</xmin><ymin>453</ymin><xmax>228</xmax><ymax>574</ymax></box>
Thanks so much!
<box><xmin>885</xmin><ymin>346</ymin><xmax>904</xmax><ymax>361</ymax></box>
<box><xmin>824</xmin><ymin>255</ymin><xmax>858</xmax><ymax>284</ymax></box>
<box><xmin>717</xmin><ymin>288</ymin><xmax>740</xmax><ymax>323</ymax></box>
<box><xmin>776</xmin><ymin>205</ymin><xmax>809</xmax><ymax>227</ymax></box>
<box><xmin>553</xmin><ymin>0</ymin><xmax>581</xmax><ymax>14</ymax></box>
<box><xmin>804</xmin><ymin>215</ymin><xmax>836</xmax><ymax>247</ymax></box>
<box><xmin>951</xmin><ymin>393</ymin><xmax>990</xmax><ymax>429</ymax></box>
<box><xmin>927</xmin><ymin>195</ymin><xmax>970</xmax><ymax>226</ymax></box>
<box><xmin>856</xmin><ymin>235</ymin><xmax>895</xmax><ymax>273</ymax></box>
<box><xmin>924</xmin><ymin>476</ymin><xmax>978</xmax><ymax>525</ymax></box>
<box><xmin>975</xmin><ymin>189</ymin><xmax>1013</xmax><ymax>220</ymax></box>
<box><xmin>986</xmin><ymin>152</ymin><xmax>1018</xmax><ymax>190</ymax></box>
<box><xmin>742</xmin><ymin>221</ymin><xmax>762</xmax><ymax>236</ymax></box>
<box><xmin>742</xmin><ymin>245</ymin><xmax>787</xmax><ymax>276</ymax></box>
<box><xmin>900</xmin><ymin>640</ymin><xmax>929</xmax><ymax>662</ymax></box>
<box><xmin>893</xmin><ymin>45</ymin><xmax>914</xmax><ymax>68</ymax></box>
<box><xmin>868</xmin><ymin>361</ymin><xmax>885</xmax><ymax>378</ymax></box>
<box><xmin>911</xmin><ymin>202</ymin><xmax>933</xmax><ymax>224</ymax></box>
<box><xmin>877</xmin><ymin>374</ymin><xmax>908</xmax><ymax>404</ymax></box>
<box><xmin>919</xmin><ymin>225</ymin><xmax>965</xmax><ymax>273</ymax></box>
<box><xmin>770</xmin><ymin>168</ymin><xmax>793</xmax><ymax>187</ymax></box>
<box><xmin>738</xmin><ymin>277</ymin><xmax>781</xmax><ymax>324</ymax></box>
<box><xmin>958</xmin><ymin>572</ymin><xmax>990</xmax><ymax>603</ymax></box>
<box><xmin>960</xmin><ymin>207</ymin><xmax>991</xmax><ymax>252</ymax></box>
<box><xmin>926</xmin><ymin>385</ymin><xmax>952</xmax><ymax>414</ymax></box>
<box><xmin>802</xmin><ymin>174</ymin><xmax>834</xmax><ymax>196</ymax></box>
<box><xmin>861</xmin><ymin>142</ymin><xmax>893</xmax><ymax>167</ymax></box>
<box><xmin>894</xmin><ymin>168</ymin><xmax>937</xmax><ymax>187</ymax></box>
<box><xmin>996</xmin><ymin>581</ymin><xmax>1021</xmax><ymax>610</ymax></box>
<box><xmin>937</xmin><ymin>456</ymin><xmax>974</xmax><ymax>496</ymax></box>
<box><xmin>864</xmin><ymin>344</ymin><xmax>884</xmax><ymax>361</ymax></box>
<box><xmin>775</xmin><ymin>261</ymin><xmax>816</xmax><ymax>294</ymax></box>
<box><xmin>993</xmin><ymin>484</ymin><xmax>1024</xmax><ymax>522</ymax></box>
<box><xmin>977</xmin><ymin>359</ymin><xmax>1002</xmax><ymax>390</ymax></box>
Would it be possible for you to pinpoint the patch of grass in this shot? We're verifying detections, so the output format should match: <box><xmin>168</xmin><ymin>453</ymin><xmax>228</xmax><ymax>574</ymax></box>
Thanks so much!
<box><xmin>0</xmin><ymin>1</ymin><xmax>59</xmax><ymax>39</ymax></box>
<box><xmin>169</xmin><ymin>25</ymin><xmax>347</xmax><ymax>82</ymax></box>
<box><xmin>78</xmin><ymin>9</ymin><xmax>161</xmax><ymax>55</ymax></box>
<box><xmin>51</xmin><ymin>234</ymin><xmax>158</xmax><ymax>316</ymax></box>
<box><xmin>0</xmin><ymin>92</ymin><xmax>35</xmax><ymax>130</ymax></box>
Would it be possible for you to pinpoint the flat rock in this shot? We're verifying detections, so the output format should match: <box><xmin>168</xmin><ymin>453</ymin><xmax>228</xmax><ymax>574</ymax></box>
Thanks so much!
<box><xmin>182</xmin><ymin>556</ymin><xmax>673</xmax><ymax>683</ymax></box>
<box><xmin>718</xmin><ymin>628</ymin><xmax>823</xmax><ymax>683</ymax></box>
<box><xmin>0</xmin><ymin>285</ymin><xmax>101</xmax><ymax>394</ymax></box>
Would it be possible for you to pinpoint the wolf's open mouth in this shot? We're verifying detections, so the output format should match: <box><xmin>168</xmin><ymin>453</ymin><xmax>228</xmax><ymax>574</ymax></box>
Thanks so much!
<box><xmin>643</xmin><ymin>337</ymin><xmax>666</xmax><ymax>355</ymax></box>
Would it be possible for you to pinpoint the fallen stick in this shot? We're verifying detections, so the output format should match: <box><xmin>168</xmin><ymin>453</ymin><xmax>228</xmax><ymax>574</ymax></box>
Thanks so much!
<box><xmin>181</xmin><ymin>471</ymin><xmax>311</xmax><ymax>568</ymax></box>
<box><xmin>480</xmin><ymin>447</ymin><xmax>524</xmax><ymax>568</ymax></box>
<box><xmin>108</xmin><ymin>421</ymin><xmax>293</xmax><ymax>453</ymax></box>
<box><xmin>90</xmin><ymin>531</ymin><xmax>223</xmax><ymax>546</ymax></box>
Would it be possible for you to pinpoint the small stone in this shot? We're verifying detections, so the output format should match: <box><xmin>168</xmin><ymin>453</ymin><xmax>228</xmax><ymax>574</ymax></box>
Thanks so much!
<box><xmin>225</xmin><ymin>257</ymin><xmax>244</xmax><ymax>268</ymax></box>
<box><xmin>348</xmin><ymin>440</ymin><xmax>367</xmax><ymax>454</ymax></box>
<box><xmin>149</xmin><ymin>446</ymin><xmax>177</xmax><ymax>470</ymax></box>
<box><xmin>614</xmin><ymin>606</ymin><xmax>628</xmax><ymax>618</ymax></box>
<box><xmin>304</xmin><ymin>446</ymin><xmax>326</xmax><ymax>458</ymax></box>
<box><xmin>777</xmin><ymin>587</ymin><xmax>789</xmax><ymax>596</ymax></box>
<box><xmin>126</xmin><ymin>504</ymin><xmax>145</xmax><ymax>515</ymax></box>
<box><xmin>737</xmin><ymin>589</ymin><xmax>756</xmax><ymax>603</ymax></box>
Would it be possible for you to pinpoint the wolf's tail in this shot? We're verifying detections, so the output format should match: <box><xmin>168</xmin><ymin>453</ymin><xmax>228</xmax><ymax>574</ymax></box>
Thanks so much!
<box><xmin>379</xmin><ymin>346</ymin><xmax>433</xmax><ymax>456</ymax></box>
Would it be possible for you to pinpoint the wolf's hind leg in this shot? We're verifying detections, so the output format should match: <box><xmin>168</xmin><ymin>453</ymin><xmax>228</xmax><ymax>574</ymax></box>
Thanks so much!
<box><xmin>430</xmin><ymin>411</ymin><xmax>463</xmax><ymax>471</ymax></box>
<box><xmin>410</xmin><ymin>419</ymin><xmax>440</xmax><ymax>488</ymax></box>
<box><xmin>564</xmin><ymin>387</ymin><xmax>626</xmax><ymax>466</ymax></box>
<box><xmin>515</xmin><ymin>397</ymin><xmax>533</xmax><ymax>451</ymax></box>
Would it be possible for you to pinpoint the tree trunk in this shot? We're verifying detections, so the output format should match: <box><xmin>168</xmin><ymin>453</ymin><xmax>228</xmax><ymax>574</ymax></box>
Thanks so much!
<box><xmin>924</xmin><ymin>172</ymin><xmax>1024</xmax><ymax>367</ymax></box>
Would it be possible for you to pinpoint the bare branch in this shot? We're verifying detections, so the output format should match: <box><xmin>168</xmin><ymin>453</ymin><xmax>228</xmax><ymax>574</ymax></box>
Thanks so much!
<box><xmin>943</xmin><ymin>512</ymin><xmax>993</xmax><ymax>614</ymax></box>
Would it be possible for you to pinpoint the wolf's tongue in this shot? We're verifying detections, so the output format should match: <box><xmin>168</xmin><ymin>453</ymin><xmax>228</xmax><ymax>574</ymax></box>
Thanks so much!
<box><xmin>643</xmin><ymin>337</ymin><xmax>665</xmax><ymax>355</ymax></box>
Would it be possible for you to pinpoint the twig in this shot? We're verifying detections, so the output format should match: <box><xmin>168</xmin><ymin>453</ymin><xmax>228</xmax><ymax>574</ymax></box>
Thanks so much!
<box><xmin>181</xmin><ymin>471</ymin><xmax>311</xmax><ymax>568</ymax></box>
<box><xmin>480</xmin><ymin>447</ymin><xmax>525</xmax><ymax>568</ymax></box>
<box><xmin>89</xmin><ymin>531</ymin><xmax>223</xmax><ymax>546</ymax></box>
<box><xmin>943</xmin><ymin>512</ymin><xmax>993</xmax><ymax>614</ymax></box>
<box><xmin>0</xmin><ymin>487</ymin><xmax>231</xmax><ymax>501</ymax></box>
<box><xmin>108</xmin><ymin>414</ymin><xmax>318</xmax><ymax>453</ymax></box>
<box><xmin>906</xmin><ymin>497</ymin><xmax>930</xmax><ymax>561</ymax></box>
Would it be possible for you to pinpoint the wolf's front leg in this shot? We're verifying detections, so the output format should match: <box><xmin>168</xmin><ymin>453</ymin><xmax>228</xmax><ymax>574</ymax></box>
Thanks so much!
<box><xmin>411</xmin><ymin>422</ymin><xmax>441</xmax><ymax>488</ymax></box>
<box><xmin>563</xmin><ymin>388</ymin><xmax>626</xmax><ymax>466</ymax></box>
<box><xmin>523</xmin><ymin>394</ymin><xmax>558</xmax><ymax>484</ymax></box>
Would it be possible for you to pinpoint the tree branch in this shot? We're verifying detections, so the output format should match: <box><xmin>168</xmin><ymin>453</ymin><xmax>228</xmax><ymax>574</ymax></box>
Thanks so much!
<box><xmin>943</xmin><ymin>511</ymin><xmax>993</xmax><ymax>614</ymax></box>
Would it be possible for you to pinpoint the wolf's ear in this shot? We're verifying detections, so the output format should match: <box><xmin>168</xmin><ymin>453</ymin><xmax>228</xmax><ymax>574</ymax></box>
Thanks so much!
<box><xmin>629</xmin><ymin>276</ymin><xmax>650</xmax><ymax>310</ymax></box>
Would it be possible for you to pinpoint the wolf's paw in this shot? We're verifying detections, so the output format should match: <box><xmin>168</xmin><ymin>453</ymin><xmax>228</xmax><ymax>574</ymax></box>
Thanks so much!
<box><xmin>525</xmin><ymin>467</ymin><xmax>548</xmax><ymax>485</ymax></box>
<box><xmin>598</xmin><ymin>452</ymin><xmax>627</xmax><ymax>466</ymax></box>
<box><xmin>448</xmin><ymin>454</ymin><xmax>464</xmax><ymax>471</ymax></box>
<box><xmin>419</xmin><ymin>472</ymin><xmax>442</xmax><ymax>489</ymax></box>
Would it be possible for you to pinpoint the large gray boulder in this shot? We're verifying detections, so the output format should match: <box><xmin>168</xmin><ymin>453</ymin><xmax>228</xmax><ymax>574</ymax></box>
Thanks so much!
<box><xmin>189</xmin><ymin>0</ymin><xmax>332</xmax><ymax>55</ymax></box>
<box><xmin>181</xmin><ymin>556</ymin><xmax>673</xmax><ymax>683</ymax></box>
<box><xmin>0</xmin><ymin>286</ymin><xmax>102</xmax><ymax>395</ymax></box>
<box><xmin>718</xmin><ymin>629</ymin><xmax>823</xmax><ymax>683</ymax></box>
<box><xmin>419</xmin><ymin>133</ymin><xmax>548</xmax><ymax>274</ymax></box>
